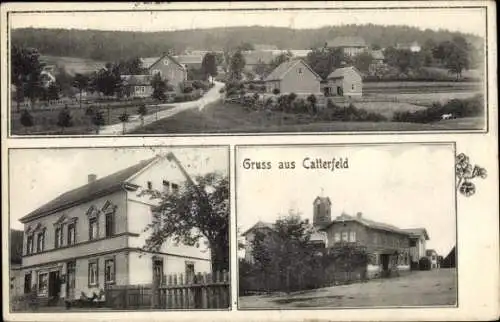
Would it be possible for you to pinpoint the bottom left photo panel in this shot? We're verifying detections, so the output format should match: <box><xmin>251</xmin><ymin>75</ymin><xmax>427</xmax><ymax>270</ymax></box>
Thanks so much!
<box><xmin>7</xmin><ymin>145</ymin><xmax>230</xmax><ymax>312</ymax></box>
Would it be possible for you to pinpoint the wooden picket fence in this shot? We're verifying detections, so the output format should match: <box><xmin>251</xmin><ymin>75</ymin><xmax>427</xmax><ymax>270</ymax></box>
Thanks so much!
<box><xmin>105</xmin><ymin>270</ymin><xmax>230</xmax><ymax>310</ymax></box>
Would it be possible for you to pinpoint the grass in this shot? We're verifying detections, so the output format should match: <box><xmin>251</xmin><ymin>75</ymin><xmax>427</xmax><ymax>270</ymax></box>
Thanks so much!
<box><xmin>11</xmin><ymin>104</ymin><xmax>171</xmax><ymax>135</ymax></box>
<box><xmin>40</xmin><ymin>55</ymin><xmax>106</xmax><ymax>76</ymax></box>
<box><xmin>132</xmin><ymin>102</ymin><xmax>484</xmax><ymax>134</ymax></box>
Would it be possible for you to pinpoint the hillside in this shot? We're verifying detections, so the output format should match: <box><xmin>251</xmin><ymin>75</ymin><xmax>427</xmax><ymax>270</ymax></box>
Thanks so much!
<box><xmin>11</xmin><ymin>25</ymin><xmax>483</xmax><ymax>62</ymax></box>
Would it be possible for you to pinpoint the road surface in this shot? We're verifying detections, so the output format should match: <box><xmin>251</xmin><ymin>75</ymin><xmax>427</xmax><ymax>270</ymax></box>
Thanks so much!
<box><xmin>239</xmin><ymin>268</ymin><xmax>457</xmax><ymax>309</ymax></box>
<box><xmin>98</xmin><ymin>81</ymin><xmax>224</xmax><ymax>135</ymax></box>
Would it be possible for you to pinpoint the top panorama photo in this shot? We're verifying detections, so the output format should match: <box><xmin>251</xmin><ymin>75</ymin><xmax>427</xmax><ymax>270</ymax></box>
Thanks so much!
<box><xmin>8</xmin><ymin>7</ymin><xmax>487</xmax><ymax>136</ymax></box>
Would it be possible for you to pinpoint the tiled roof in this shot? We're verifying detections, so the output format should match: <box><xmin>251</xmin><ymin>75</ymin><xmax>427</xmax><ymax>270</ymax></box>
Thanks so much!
<box><xmin>265</xmin><ymin>59</ymin><xmax>321</xmax><ymax>82</ymax></box>
<box><xmin>327</xmin><ymin>36</ymin><xmax>367</xmax><ymax>48</ymax></box>
<box><xmin>327</xmin><ymin>66</ymin><xmax>361</xmax><ymax>79</ymax></box>
<box><xmin>19</xmin><ymin>156</ymin><xmax>160</xmax><ymax>223</ymax></box>
<box><xmin>173</xmin><ymin>55</ymin><xmax>204</xmax><ymax>65</ymax></box>
<box><xmin>402</xmin><ymin>228</ymin><xmax>430</xmax><ymax>240</ymax></box>
<box><xmin>323</xmin><ymin>213</ymin><xmax>412</xmax><ymax>236</ymax></box>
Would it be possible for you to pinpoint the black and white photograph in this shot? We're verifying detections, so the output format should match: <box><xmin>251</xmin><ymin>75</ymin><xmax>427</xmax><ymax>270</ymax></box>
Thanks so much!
<box><xmin>7</xmin><ymin>6</ymin><xmax>487</xmax><ymax>136</ymax></box>
<box><xmin>236</xmin><ymin>143</ymin><xmax>458</xmax><ymax>309</ymax></box>
<box><xmin>7</xmin><ymin>146</ymin><xmax>230</xmax><ymax>312</ymax></box>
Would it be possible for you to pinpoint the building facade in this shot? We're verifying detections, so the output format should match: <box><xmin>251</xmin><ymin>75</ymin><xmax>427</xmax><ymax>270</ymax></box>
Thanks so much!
<box><xmin>143</xmin><ymin>54</ymin><xmax>188</xmax><ymax>93</ymax></box>
<box><xmin>264</xmin><ymin>59</ymin><xmax>322</xmax><ymax>94</ymax></box>
<box><xmin>326</xmin><ymin>36</ymin><xmax>368</xmax><ymax>57</ymax></box>
<box><xmin>19</xmin><ymin>154</ymin><xmax>211</xmax><ymax>304</ymax></box>
<box><xmin>325</xmin><ymin>66</ymin><xmax>363</xmax><ymax>98</ymax></box>
<box><xmin>403</xmin><ymin>228</ymin><xmax>430</xmax><ymax>268</ymax></box>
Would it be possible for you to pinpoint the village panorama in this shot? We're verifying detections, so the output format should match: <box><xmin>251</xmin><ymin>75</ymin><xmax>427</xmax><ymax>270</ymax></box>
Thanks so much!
<box><xmin>10</xmin><ymin>20</ymin><xmax>486</xmax><ymax>135</ymax></box>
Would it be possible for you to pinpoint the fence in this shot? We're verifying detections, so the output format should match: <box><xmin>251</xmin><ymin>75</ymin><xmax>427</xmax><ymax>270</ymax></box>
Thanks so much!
<box><xmin>105</xmin><ymin>270</ymin><xmax>230</xmax><ymax>310</ymax></box>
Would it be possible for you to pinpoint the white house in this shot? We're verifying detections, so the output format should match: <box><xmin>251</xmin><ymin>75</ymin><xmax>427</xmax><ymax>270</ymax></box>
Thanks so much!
<box><xmin>325</xmin><ymin>66</ymin><xmax>363</xmax><ymax>97</ymax></box>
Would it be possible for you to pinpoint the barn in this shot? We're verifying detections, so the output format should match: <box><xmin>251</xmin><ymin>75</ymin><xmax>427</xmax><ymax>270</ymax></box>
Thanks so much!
<box><xmin>325</xmin><ymin>66</ymin><xmax>363</xmax><ymax>98</ymax></box>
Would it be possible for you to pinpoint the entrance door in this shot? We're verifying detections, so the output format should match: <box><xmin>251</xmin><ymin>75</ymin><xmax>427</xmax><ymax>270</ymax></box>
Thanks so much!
<box><xmin>48</xmin><ymin>271</ymin><xmax>61</xmax><ymax>304</ymax></box>
<box><xmin>381</xmin><ymin>254</ymin><xmax>390</xmax><ymax>276</ymax></box>
<box><xmin>66</xmin><ymin>261</ymin><xmax>76</xmax><ymax>300</ymax></box>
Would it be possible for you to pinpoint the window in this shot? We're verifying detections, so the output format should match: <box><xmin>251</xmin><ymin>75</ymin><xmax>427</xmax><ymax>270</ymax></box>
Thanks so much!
<box><xmin>334</xmin><ymin>232</ymin><xmax>341</xmax><ymax>242</ymax></box>
<box><xmin>36</xmin><ymin>231</ymin><xmax>45</xmax><ymax>252</ymax></box>
<box><xmin>26</xmin><ymin>235</ymin><xmax>34</xmax><ymax>255</ymax></box>
<box><xmin>24</xmin><ymin>273</ymin><xmax>32</xmax><ymax>294</ymax></box>
<box><xmin>67</xmin><ymin>223</ymin><xmax>76</xmax><ymax>245</ymax></box>
<box><xmin>152</xmin><ymin>69</ymin><xmax>161</xmax><ymax>76</ymax></box>
<box><xmin>341</xmin><ymin>231</ymin><xmax>348</xmax><ymax>242</ymax></box>
<box><xmin>185</xmin><ymin>262</ymin><xmax>195</xmax><ymax>283</ymax></box>
<box><xmin>172</xmin><ymin>183</ymin><xmax>179</xmax><ymax>195</ymax></box>
<box><xmin>409</xmin><ymin>239</ymin><xmax>416</xmax><ymax>247</ymax></box>
<box><xmin>352</xmin><ymin>84</ymin><xmax>355</xmax><ymax>90</ymax></box>
<box><xmin>105</xmin><ymin>212</ymin><xmax>114</xmax><ymax>237</ymax></box>
<box><xmin>88</xmin><ymin>261</ymin><xmax>98</xmax><ymax>287</ymax></box>
<box><xmin>89</xmin><ymin>218</ymin><xmax>98</xmax><ymax>240</ymax></box>
<box><xmin>162</xmin><ymin>180</ymin><xmax>170</xmax><ymax>194</ymax></box>
<box><xmin>298</xmin><ymin>67</ymin><xmax>303</xmax><ymax>74</ymax></box>
<box><xmin>38</xmin><ymin>273</ymin><xmax>48</xmax><ymax>295</ymax></box>
<box><xmin>105</xmin><ymin>259</ymin><xmax>115</xmax><ymax>284</ymax></box>
<box><xmin>147</xmin><ymin>181</ymin><xmax>153</xmax><ymax>190</ymax></box>
<box><xmin>55</xmin><ymin>226</ymin><xmax>63</xmax><ymax>248</ymax></box>
<box><xmin>349</xmin><ymin>231</ymin><xmax>356</xmax><ymax>242</ymax></box>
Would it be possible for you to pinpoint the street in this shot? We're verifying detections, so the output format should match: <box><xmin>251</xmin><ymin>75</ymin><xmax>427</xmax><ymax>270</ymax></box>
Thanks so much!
<box><xmin>239</xmin><ymin>268</ymin><xmax>457</xmax><ymax>309</ymax></box>
<box><xmin>98</xmin><ymin>81</ymin><xmax>224</xmax><ymax>135</ymax></box>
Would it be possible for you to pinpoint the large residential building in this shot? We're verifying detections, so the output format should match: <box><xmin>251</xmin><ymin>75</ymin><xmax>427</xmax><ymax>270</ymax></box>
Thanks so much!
<box><xmin>243</xmin><ymin>195</ymin><xmax>431</xmax><ymax>279</ymax></box>
<box><xmin>19</xmin><ymin>153</ymin><xmax>211</xmax><ymax>305</ymax></box>
<box><xmin>403</xmin><ymin>228</ymin><xmax>430</xmax><ymax>268</ymax></box>
<box><xmin>326</xmin><ymin>36</ymin><xmax>368</xmax><ymax>57</ymax></box>
<box><xmin>140</xmin><ymin>54</ymin><xmax>188</xmax><ymax>93</ymax></box>
<box><xmin>264</xmin><ymin>59</ymin><xmax>322</xmax><ymax>95</ymax></box>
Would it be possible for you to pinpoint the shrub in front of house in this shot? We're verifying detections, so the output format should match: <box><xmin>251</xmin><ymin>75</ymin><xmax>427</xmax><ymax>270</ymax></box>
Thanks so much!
<box><xmin>317</xmin><ymin>103</ymin><xmax>387</xmax><ymax>122</ymax></box>
<box><xmin>272</xmin><ymin>88</ymin><xmax>280</xmax><ymax>95</ymax></box>
<box><xmin>418</xmin><ymin>257</ymin><xmax>431</xmax><ymax>271</ymax></box>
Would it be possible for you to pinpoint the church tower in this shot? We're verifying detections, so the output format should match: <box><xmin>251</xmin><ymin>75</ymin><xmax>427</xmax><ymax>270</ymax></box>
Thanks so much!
<box><xmin>313</xmin><ymin>195</ymin><xmax>332</xmax><ymax>228</ymax></box>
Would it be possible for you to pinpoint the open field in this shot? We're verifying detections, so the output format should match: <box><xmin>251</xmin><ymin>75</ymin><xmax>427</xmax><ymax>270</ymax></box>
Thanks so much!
<box><xmin>362</xmin><ymin>91</ymin><xmax>482</xmax><ymax>108</ymax></box>
<box><xmin>40</xmin><ymin>55</ymin><xmax>106</xmax><ymax>75</ymax></box>
<box><xmin>239</xmin><ymin>268</ymin><xmax>457</xmax><ymax>309</ymax></box>
<box><xmin>11</xmin><ymin>104</ymin><xmax>172</xmax><ymax>135</ymax></box>
<box><xmin>132</xmin><ymin>102</ymin><xmax>485</xmax><ymax>134</ymax></box>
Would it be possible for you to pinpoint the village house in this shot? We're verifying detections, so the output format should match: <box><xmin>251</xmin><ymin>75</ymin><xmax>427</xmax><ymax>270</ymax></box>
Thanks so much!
<box><xmin>325</xmin><ymin>66</ymin><xmax>363</xmax><ymax>97</ymax></box>
<box><xmin>120</xmin><ymin>75</ymin><xmax>154</xmax><ymax>98</ymax></box>
<box><xmin>140</xmin><ymin>54</ymin><xmax>188</xmax><ymax>93</ymax></box>
<box><xmin>18</xmin><ymin>153</ymin><xmax>211</xmax><ymax>306</ymax></box>
<box><xmin>242</xmin><ymin>50</ymin><xmax>275</xmax><ymax>73</ymax></box>
<box><xmin>264</xmin><ymin>59</ymin><xmax>322</xmax><ymax>95</ymax></box>
<box><xmin>172</xmin><ymin>54</ymin><xmax>204</xmax><ymax>70</ymax></box>
<box><xmin>402</xmin><ymin>228</ymin><xmax>430</xmax><ymax>269</ymax></box>
<box><xmin>426</xmin><ymin>249</ymin><xmax>440</xmax><ymax>269</ymax></box>
<box><xmin>326</xmin><ymin>36</ymin><xmax>368</xmax><ymax>57</ymax></box>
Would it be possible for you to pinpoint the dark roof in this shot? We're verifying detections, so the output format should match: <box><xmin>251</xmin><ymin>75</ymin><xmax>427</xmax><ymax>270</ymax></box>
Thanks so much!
<box><xmin>322</xmin><ymin>213</ymin><xmax>412</xmax><ymax>236</ymax></box>
<box><xmin>314</xmin><ymin>196</ymin><xmax>332</xmax><ymax>205</ymax></box>
<box><xmin>10</xmin><ymin>229</ymin><xmax>23</xmax><ymax>265</ymax></box>
<box><xmin>327</xmin><ymin>36</ymin><xmax>367</xmax><ymax>48</ymax></box>
<box><xmin>402</xmin><ymin>228</ymin><xmax>430</xmax><ymax>240</ymax></box>
<box><xmin>19</xmin><ymin>156</ymin><xmax>159</xmax><ymax>223</ymax></box>
<box><xmin>265</xmin><ymin>59</ymin><xmax>321</xmax><ymax>82</ymax></box>
<box><xmin>121</xmin><ymin>74</ymin><xmax>152</xmax><ymax>86</ymax></box>
<box><xmin>241</xmin><ymin>221</ymin><xmax>275</xmax><ymax>236</ymax></box>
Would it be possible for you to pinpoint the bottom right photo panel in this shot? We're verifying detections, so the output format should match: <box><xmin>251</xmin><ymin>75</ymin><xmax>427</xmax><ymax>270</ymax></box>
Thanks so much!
<box><xmin>236</xmin><ymin>143</ymin><xmax>457</xmax><ymax>310</ymax></box>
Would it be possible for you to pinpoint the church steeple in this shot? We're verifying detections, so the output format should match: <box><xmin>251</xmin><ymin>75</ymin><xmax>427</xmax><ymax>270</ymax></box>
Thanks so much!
<box><xmin>313</xmin><ymin>193</ymin><xmax>332</xmax><ymax>228</ymax></box>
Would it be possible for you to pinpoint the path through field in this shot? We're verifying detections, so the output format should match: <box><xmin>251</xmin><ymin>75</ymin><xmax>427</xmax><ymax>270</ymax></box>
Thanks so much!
<box><xmin>98</xmin><ymin>81</ymin><xmax>224</xmax><ymax>135</ymax></box>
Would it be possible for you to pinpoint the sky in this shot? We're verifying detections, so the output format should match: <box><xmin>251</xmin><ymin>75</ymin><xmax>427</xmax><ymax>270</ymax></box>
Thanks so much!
<box><xmin>9</xmin><ymin>7</ymin><xmax>486</xmax><ymax>37</ymax></box>
<box><xmin>236</xmin><ymin>143</ymin><xmax>456</xmax><ymax>256</ymax></box>
<box><xmin>9</xmin><ymin>146</ymin><xmax>228</xmax><ymax>230</ymax></box>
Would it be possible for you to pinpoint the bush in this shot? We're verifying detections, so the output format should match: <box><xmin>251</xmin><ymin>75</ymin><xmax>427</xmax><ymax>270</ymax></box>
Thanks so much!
<box><xmin>318</xmin><ymin>103</ymin><xmax>387</xmax><ymax>122</ymax></box>
<box><xmin>292</xmin><ymin>98</ymin><xmax>308</xmax><ymax>114</ymax></box>
<box><xmin>272</xmin><ymin>88</ymin><xmax>280</xmax><ymax>95</ymax></box>
<box><xmin>57</xmin><ymin>107</ymin><xmax>73</xmax><ymax>129</ymax></box>
<box><xmin>85</xmin><ymin>106</ymin><xmax>96</xmax><ymax>116</ymax></box>
<box><xmin>20</xmin><ymin>110</ymin><xmax>34</xmax><ymax>128</ymax></box>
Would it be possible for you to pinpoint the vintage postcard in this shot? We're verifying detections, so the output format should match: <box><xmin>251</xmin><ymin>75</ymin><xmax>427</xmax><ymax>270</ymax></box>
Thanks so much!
<box><xmin>1</xmin><ymin>2</ymin><xmax>498</xmax><ymax>322</ymax></box>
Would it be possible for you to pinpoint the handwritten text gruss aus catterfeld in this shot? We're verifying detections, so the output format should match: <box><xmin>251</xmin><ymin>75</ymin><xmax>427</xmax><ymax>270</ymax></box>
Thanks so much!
<box><xmin>241</xmin><ymin>157</ymin><xmax>349</xmax><ymax>172</ymax></box>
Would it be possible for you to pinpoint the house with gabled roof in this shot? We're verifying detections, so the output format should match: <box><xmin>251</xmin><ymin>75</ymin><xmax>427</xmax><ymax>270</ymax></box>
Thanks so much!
<box><xmin>141</xmin><ymin>53</ymin><xmax>187</xmax><ymax>93</ymax></box>
<box><xmin>18</xmin><ymin>153</ymin><xmax>211</xmax><ymax>306</ymax></box>
<box><xmin>326</xmin><ymin>36</ymin><xmax>368</xmax><ymax>57</ymax></box>
<box><xmin>325</xmin><ymin>66</ymin><xmax>363</xmax><ymax>97</ymax></box>
<box><xmin>402</xmin><ymin>228</ymin><xmax>430</xmax><ymax>268</ymax></box>
<box><xmin>121</xmin><ymin>74</ymin><xmax>154</xmax><ymax>98</ymax></box>
<box><xmin>264</xmin><ymin>59</ymin><xmax>322</xmax><ymax>94</ymax></box>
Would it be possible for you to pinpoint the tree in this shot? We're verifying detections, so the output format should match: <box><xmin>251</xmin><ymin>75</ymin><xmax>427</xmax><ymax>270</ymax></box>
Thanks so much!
<box><xmin>47</xmin><ymin>83</ymin><xmax>60</xmax><ymax>103</ymax></box>
<box><xmin>118</xmin><ymin>111</ymin><xmax>130</xmax><ymax>134</ymax></box>
<box><xmin>269</xmin><ymin>51</ymin><xmax>293</xmax><ymax>70</ymax></box>
<box><xmin>445</xmin><ymin>37</ymin><xmax>471</xmax><ymax>80</ymax></box>
<box><xmin>151</xmin><ymin>73</ymin><xmax>167</xmax><ymax>102</ymax></box>
<box><xmin>455</xmin><ymin>153</ymin><xmax>487</xmax><ymax>197</ymax></box>
<box><xmin>306</xmin><ymin>48</ymin><xmax>346</xmax><ymax>80</ymax></box>
<box><xmin>201</xmin><ymin>53</ymin><xmax>218</xmax><ymax>83</ymax></box>
<box><xmin>254</xmin><ymin>60</ymin><xmax>270</xmax><ymax>80</ymax></box>
<box><xmin>229</xmin><ymin>50</ymin><xmax>246</xmax><ymax>81</ymax></box>
<box><xmin>11</xmin><ymin>46</ymin><xmax>45</xmax><ymax>111</ymax></box>
<box><xmin>91</xmin><ymin>110</ymin><xmax>105</xmax><ymax>134</ymax></box>
<box><xmin>72</xmin><ymin>73</ymin><xmax>89</xmax><ymax>109</ymax></box>
<box><xmin>56</xmin><ymin>106</ymin><xmax>73</xmax><ymax>133</ymax></box>
<box><xmin>140</xmin><ymin>170</ymin><xmax>229</xmax><ymax>273</ymax></box>
<box><xmin>20</xmin><ymin>109</ymin><xmax>34</xmax><ymax>133</ymax></box>
<box><xmin>307</xmin><ymin>94</ymin><xmax>317</xmax><ymax>114</ymax></box>
<box><xmin>353</xmin><ymin>51</ymin><xmax>374</xmax><ymax>73</ymax></box>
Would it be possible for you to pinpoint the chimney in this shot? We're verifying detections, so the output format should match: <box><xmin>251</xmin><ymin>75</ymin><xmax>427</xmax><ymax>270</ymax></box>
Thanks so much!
<box><xmin>88</xmin><ymin>174</ymin><xmax>97</xmax><ymax>183</ymax></box>
<box><xmin>356</xmin><ymin>212</ymin><xmax>363</xmax><ymax>219</ymax></box>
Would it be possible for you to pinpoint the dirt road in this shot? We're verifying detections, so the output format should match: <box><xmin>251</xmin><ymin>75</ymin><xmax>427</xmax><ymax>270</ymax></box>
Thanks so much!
<box><xmin>239</xmin><ymin>268</ymin><xmax>457</xmax><ymax>309</ymax></box>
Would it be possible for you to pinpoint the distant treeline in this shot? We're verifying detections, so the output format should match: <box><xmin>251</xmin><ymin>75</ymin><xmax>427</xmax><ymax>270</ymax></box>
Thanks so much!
<box><xmin>11</xmin><ymin>24</ymin><xmax>483</xmax><ymax>61</ymax></box>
